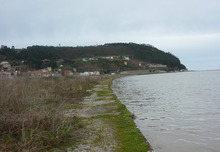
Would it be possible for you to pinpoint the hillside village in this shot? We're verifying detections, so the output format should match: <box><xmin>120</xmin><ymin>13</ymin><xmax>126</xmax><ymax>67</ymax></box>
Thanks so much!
<box><xmin>0</xmin><ymin>55</ymin><xmax>178</xmax><ymax>79</ymax></box>
<box><xmin>0</xmin><ymin>43</ymin><xmax>187</xmax><ymax>78</ymax></box>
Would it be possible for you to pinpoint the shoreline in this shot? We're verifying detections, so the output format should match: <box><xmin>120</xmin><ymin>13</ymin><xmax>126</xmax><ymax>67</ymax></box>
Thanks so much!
<box><xmin>110</xmin><ymin>76</ymin><xmax>153</xmax><ymax>152</ymax></box>
<box><xmin>111</xmin><ymin>76</ymin><xmax>153</xmax><ymax>151</ymax></box>
<box><xmin>0</xmin><ymin>74</ymin><xmax>153</xmax><ymax>151</ymax></box>
<box><xmin>67</xmin><ymin>75</ymin><xmax>152</xmax><ymax>151</ymax></box>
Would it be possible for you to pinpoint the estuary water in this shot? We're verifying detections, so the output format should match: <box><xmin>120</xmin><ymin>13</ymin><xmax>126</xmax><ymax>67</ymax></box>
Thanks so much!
<box><xmin>112</xmin><ymin>71</ymin><xmax>220</xmax><ymax>152</ymax></box>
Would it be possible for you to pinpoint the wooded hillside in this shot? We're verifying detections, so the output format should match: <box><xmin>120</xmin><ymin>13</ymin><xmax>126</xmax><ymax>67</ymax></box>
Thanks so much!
<box><xmin>0</xmin><ymin>43</ymin><xmax>186</xmax><ymax>72</ymax></box>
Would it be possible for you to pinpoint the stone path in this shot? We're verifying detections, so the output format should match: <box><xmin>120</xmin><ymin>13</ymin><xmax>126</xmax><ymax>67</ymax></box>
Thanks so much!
<box><xmin>67</xmin><ymin>82</ymin><xmax>120</xmax><ymax>152</ymax></box>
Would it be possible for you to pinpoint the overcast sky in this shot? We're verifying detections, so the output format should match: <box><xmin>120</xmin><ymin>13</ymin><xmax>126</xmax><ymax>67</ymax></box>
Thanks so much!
<box><xmin>1</xmin><ymin>0</ymin><xmax>220</xmax><ymax>70</ymax></box>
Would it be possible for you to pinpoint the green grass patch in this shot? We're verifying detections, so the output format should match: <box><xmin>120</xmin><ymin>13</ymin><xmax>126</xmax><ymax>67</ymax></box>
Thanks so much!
<box><xmin>96</xmin><ymin>90</ymin><xmax>111</xmax><ymax>97</ymax></box>
<box><xmin>94</xmin><ymin>79</ymin><xmax>151</xmax><ymax>152</ymax></box>
<box><xmin>94</xmin><ymin>102</ymin><xmax>117</xmax><ymax>107</ymax></box>
<box><xmin>113</xmin><ymin>102</ymin><xmax>150</xmax><ymax>152</ymax></box>
<box><xmin>94</xmin><ymin>97</ymin><xmax>106</xmax><ymax>101</ymax></box>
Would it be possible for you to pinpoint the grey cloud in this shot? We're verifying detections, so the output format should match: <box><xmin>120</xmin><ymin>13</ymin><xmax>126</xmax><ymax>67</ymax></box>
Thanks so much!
<box><xmin>0</xmin><ymin>0</ymin><xmax>220</xmax><ymax>70</ymax></box>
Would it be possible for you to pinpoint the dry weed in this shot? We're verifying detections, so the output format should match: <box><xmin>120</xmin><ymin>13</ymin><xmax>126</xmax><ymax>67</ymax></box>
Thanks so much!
<box><xmin>0</xmin><ymin>76</ymin><xmax>110</xmax><ymax>151</ymax></box>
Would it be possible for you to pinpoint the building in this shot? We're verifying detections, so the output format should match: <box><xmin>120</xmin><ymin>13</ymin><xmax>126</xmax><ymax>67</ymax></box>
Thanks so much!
<box><xmin>0</xmin><ymin>61</ymin><xmax>11</xmax><ymax>70</ymax></box>
<box><xmin>0</xmin><ymin>72</ymin><xmax>11</xmax><ymax>79</ymax></box>
<box><xmin>82</xmin><ymin>58</ymin><xmax>88</xmax><ymax>62</ymax></box>
<box><xmin>122</xmin><ymin>56</ymin><xmax>130</xmax><ymax>61</ymax></box>
<box><xmin>80</xmin><ymin>71</ymin><xmax>100</xmax><ymax>76</ymax></box>
<box><xmin>0</xmin><ymin>71</ymin><xmax>18</xmax><ymax>79</ymax></box>
<box><xmin>63</xmin><ymin>71</ymin><xmax>74</xmax><ymax>76</ymax></box>
<box><xmin>139</xmin><ymin>62</ymin><xmax>142</xmax><ymax>67</ymax></box>
<box><xmin>28</xmin><ymin>70</ymin><xmax>42</xmax><ymax>78</ymax></box>
<box><xmin>148</xmin><ymin>64</ymin><xmax>168</xmax><ymax>71</ymax></box>
<box><xmin>28</xmin><ymin>67</ymin><xmax>53</xmax><ymax>78</ymax></box>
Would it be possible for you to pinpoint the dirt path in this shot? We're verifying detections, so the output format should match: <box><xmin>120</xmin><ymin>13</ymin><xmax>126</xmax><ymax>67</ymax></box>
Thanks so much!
<box><xmin>66</xmin><ymin>82</ymin><xmax>120</xmax><ymax>152</ymax></box>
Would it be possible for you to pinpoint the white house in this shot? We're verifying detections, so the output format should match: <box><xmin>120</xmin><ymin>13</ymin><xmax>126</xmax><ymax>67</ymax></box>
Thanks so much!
<box><xmin>122</xmin><ymin>56</ymin><xmax>130</xmax><ymax>61</ymax></box>
<box><xmin>82</xmin><ymin>58</ymin><xmax>88</xmax><ymax>62</ymax></box>
<box><xmin>0</xmin><ymin>61</ymin><xmax>11</xmax><ymax>70</ymax></box>
<box><xmin>80</xmin><ymin>71</ymin><xmax>100</xmax><ymax>76</ymax></box>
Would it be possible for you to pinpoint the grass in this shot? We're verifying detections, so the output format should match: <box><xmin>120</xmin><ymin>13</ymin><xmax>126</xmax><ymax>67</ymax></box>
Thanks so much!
<box><xmin>114</xmin><ymin>103</ymin><xmax>150</xmax><ymax>152</ymax></box>
<box><xmin>0</xmin><ymin>76</ymin><xmax>111</xmax><ymax>151</ymax></box>
<box><xmin>96</xmin><ymin>90</ymin><xmax>111</xmax><ymax>97</ymax></box>
<box><xmin>93</xmin><ymin>79</ymin><xmax>151</xmax><ymax>152</ymax></box>
<box><xmin>111</xmin><ymin>85</ymin><xmax>150</xmax><ymax>152</ymax></box>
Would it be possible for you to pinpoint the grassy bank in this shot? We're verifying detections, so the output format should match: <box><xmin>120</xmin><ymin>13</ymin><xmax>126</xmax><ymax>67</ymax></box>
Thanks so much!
<box><xmin>75</xmin><ymin>77</ymin><xmax>151</xmax><ymax>151</ymax></box>
<box><xmin>103</xmin><ymin>79</ymin><xmax>151</xmax><ymax>151</ymax></box>
<box><xmin>0</xmin><ymin>75</ymin><xmax>151</xmax><ymax>151</ymax></box>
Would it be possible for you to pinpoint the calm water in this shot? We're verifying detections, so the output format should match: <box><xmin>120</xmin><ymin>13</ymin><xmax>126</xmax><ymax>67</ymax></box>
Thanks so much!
<box><xmin>112</xmin><ymin>71</ymin><xmax>220</xmax><ymax>152</ymax></box>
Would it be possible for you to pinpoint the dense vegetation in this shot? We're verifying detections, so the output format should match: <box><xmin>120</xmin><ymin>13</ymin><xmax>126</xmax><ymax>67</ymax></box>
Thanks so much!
<box><xmin>0</xmin><ymin>43</ymin><xmax>186</xmax><ymax>71</ymax></box>
<box><xmin>0</xmin><ymin>76</ymin><xmax>112</xmax><ymax>151</ymax></box>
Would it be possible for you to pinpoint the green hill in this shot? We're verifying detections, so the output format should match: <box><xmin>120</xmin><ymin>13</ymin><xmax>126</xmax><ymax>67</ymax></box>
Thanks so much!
<box><xmin>0</xmin><ymin>43</ymin><xmax>186</xmax><ymax>73</ymax></box>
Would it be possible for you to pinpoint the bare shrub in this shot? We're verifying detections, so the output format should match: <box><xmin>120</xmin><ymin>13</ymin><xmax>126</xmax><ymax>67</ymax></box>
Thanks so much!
<box><xmin>0</xmin><ymin>76</ymin><xmax>106</xmax><ymax>151</ymax></box>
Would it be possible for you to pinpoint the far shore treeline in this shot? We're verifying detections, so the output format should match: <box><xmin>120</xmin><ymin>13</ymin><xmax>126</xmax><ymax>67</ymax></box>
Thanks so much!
<box><xmin>0</xmin><ymin>42</ymin><xmax>186</xmax><ymax>72</ymax></box>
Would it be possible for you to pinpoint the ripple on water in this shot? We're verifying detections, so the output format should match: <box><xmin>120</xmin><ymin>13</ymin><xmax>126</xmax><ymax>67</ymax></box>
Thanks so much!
<box><xmin>112</xmin><ymin>71</ymin><xmax>220</xmax><ymax>152</ymax></box>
